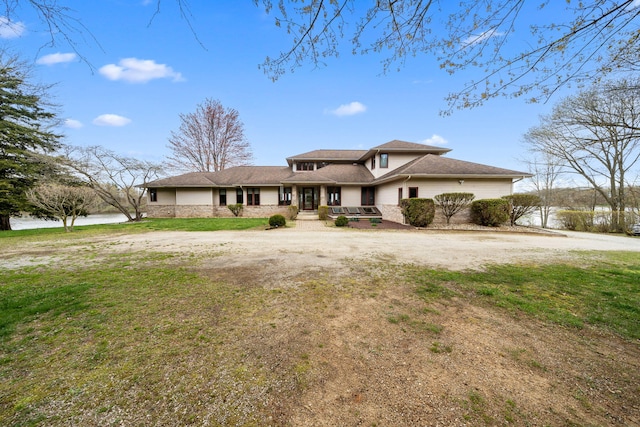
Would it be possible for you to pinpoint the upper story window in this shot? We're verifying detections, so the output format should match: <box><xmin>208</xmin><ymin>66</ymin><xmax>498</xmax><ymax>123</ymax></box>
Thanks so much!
<box><xmin>296</xmin><ymin>162</ymin><xmax>314</xmax><ymax>171</ymax></box>
<box><xmin>371</xmin><ymin>156</ymin><xmax>376</xmax><ymax>169</ymax></box>
<box><xmin>380</xmin><ymin>153</ymin><xmax>389</xmax><ymax>168</ymax></box>
<box><xmin>149</xmin><ymin>188</ymin><xmax>157</xmax><ymax>202</ymax></box>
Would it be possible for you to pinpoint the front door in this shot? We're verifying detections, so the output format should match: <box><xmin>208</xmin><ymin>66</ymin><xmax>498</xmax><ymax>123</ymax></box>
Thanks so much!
<box><xmin>302</xmin><ymin>187</ymin><xmax>317</xmax><ymax>210</ymax></box>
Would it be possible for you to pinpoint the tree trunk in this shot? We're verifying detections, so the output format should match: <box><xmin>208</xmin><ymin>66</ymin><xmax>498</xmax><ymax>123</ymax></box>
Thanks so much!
<box><xmin>0</xmin><ymin>215</ymin><xmax>12</xmax><ymax>231</ymax></box>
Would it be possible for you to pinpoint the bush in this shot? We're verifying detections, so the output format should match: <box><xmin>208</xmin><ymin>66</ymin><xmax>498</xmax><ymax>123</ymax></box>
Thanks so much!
<box><xmin>556</xmin><ymin>210</ymin><xmax>595</xmax><ymax>231</ymax></box>
<box><xmin>287</xmin><ymin>205</ymin><xmax>298</xmax><ymax>220</ymax></box>
<box><xmin>434</xmin><ymin>192</ymin><xmax>475</xmax><ymax>224</ymax></box>
<box><xmin>268</xmin><ymin>214</ymin><xmax>286</xmax><ymax>228</ymax></box>
<box><xmin>400</xmin><ymin>198</ymin><xmax>435</xmax><ymax>227</ymax></box>
<box><xmin>318</xmin><ymin>205</ymin><xmax>329</xmax><ymax>220</ymax></box>
<box><xmin>502</xmin><ymin>193</ymin><xmax>541</xmax><ymax>226</ymax></box>
<box><xmin>335</xmin><ymin>215</ymin><xmax>349</xmax><ymax>227</ymax></box>
<box><xmin>227</xmin><ymin>203</ymin><xmax>243</xmax><ymax>217</ymax></box>
<box><xmin>470</xmin><ymin>199</ymin><xmax>509</xmax><ymax>226</ymax></box>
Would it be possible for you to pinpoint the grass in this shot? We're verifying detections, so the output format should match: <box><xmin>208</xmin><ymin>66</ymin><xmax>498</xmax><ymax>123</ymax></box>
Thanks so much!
<box><xmin>409</xmin><ymin>251</ymin><xmax>640</xmax><ymax>340</ymax></box>
<box><xmin>0</xmin><ymin>217</ymin><xmax>270</xmax><ymax>238</ymax></box>
<box><xmin>1</xmin><ymin>225</ymin><xmax>639</xmax><ymax>425</ymax></box>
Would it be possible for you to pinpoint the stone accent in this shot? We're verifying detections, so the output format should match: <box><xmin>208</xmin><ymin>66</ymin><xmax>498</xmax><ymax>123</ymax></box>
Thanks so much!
<box><xmin>380</xmin><ymin>205</ymin><xmax>405</xmax><ymax>224</ymax></box>
<box><xmin>380</xmin><ymin>204</ymin><xmax>473</xmax><ymax>225</ymax></box>
<box><xmin>147</xmin><ymin>204</ymin><xmax>176</xmax><ymax>218</ymax></box>
<box><xmin>175</xmin><ymin>205</ymin><xmax>214</xmax><ymax>218</ymax></box>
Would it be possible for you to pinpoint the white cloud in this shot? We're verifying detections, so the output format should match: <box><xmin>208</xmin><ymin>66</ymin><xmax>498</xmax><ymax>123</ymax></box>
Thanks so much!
<box><xmin>461</xmin><ymin>28</ymin><xmax>503</xmax><ymax>48</ymax></box>
<box><xmin>422</xmin><ymin>134</ymin><xmax>448</xmax><ymax>146</ymax></box>
<box><xmin>326</xmin><ymin>101</ymin><xmax>367</xmax><ymax>117</ymax></box>
<box><xmin>92</xmin><ymin>114</ymin><xmax>132</xmax><ymax>127</ymax></box>
<box><xmin>99</xmin><ymin>58</ymin><xmax>184</xmax><ymax>83</ymax></box>
<box><xmin>629</xmin><ymin>0</ymin><xmax>640</xmax><ymax>9</ymax></box>
<box><xmin>64</xmin><ymin>119</ymin><xmax>83</xmax><ymax>129</ymax></box>
<box><xmin>0</xmin><ymin>16</ymin><xmax>25</xmax><ymax>39</ymax></box>
<box><xmin>37</xmin><ymin>52</ymin><xmax>77</xmax><ymax>65</ymax></box>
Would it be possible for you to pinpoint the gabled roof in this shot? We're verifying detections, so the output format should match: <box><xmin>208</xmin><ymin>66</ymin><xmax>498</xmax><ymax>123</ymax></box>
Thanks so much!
<box><xmin>286</xmin><ymin>149</ymin><xmax>368</xmax><ymax>166</ymax></box>
<box><xmin>374</xmin><ymin>154</ymin><xmax>531</xmax><ymax>184</ymax></box>
<box><xmin>360</xmin><ymin>140</ymin><xmax>451</xmax><ymax>160</ymax></box>
<box><xmin>282</xmin><ymin>164</ymin><xmax>374</xmax><ymax>185</ymax></box>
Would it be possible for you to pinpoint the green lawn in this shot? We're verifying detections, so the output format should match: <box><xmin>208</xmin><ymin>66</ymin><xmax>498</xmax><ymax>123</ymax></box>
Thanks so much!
<box><xmin>409</xmin><ymin>251</ymin><xmax>640</xmax><ymax>339</ymax></box>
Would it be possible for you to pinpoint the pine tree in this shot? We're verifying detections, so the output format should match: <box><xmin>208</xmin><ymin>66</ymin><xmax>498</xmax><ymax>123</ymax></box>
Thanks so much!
<box><xmin>0</xmin><ymin>57</ymin><xmax>61</xmax><ymax>231</ymax></box>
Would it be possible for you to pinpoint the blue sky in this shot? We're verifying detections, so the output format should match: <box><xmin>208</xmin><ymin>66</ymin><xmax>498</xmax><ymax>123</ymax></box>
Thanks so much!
<box><xmin>2</xmin><ymin>1</ymin><xmax>579</xmax><ymax>175</ymax></box>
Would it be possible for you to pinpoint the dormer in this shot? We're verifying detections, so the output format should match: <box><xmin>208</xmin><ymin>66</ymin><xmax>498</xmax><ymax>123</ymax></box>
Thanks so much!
<box><xmin>286</xmin><ymin>149</ymin><xmax>368</xmax><ymax>171</ymax></box>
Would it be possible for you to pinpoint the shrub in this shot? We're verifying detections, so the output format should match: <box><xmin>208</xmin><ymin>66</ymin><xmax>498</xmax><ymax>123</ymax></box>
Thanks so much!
<box><xmin>556</xmin><ymin>210</ymin><xmax>595</xmax><ymax>231</ymax></box>
<box><xmin>502</xmin><ymin>193</ymin><xmax>541</xmax><ymax>226</ymax></box>
<box><xmin>268</xmin><ymin>214</ymin><xmax>286</xmax><ymax>228</ymax></box>
<box><xmin>434</xmin><ymin>192</ymin><xmax>475</xmax><ymax>224</ymax></box>
<box><xmin>287</xmin><ymin>205</ymin><xmax>299</xmax><ymax>220</ymax></box>
<box><xmin>318</xmin><ymin>205</ymin><xmax>329</xmax><ymax>220</ymax></box>
<box><xmin>470</xmin><ymin>199</ymin><xmax>509</xmax><ymax>226</ymax></box>
<box><xmin>227</xmin><ymin>203</ymin><xmax>243</xmax><ymax>217</ymax></box>
<box><xmin>335</xmin><ymin>215</ymin><xmax>349</xmax><ymax>227</ymax></box>
<box><xmin>400</xmin><ymin>198</ymin><xmax>435</xmax><ymax>227</ymax></box>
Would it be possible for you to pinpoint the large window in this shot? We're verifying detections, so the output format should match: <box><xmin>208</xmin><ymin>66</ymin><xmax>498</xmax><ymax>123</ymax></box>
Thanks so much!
<box><xmin>236</xmin><ymin>188</ymin><xmax>244</xmax><ymax>204</ymax></box>
<box><xmin>219</xmin><ymin>189</ymin><xmax>227</xmax><ymax>206</ymax></box>
<box><xmin>361</xmin><ymin>187</ymin><xmax>375</xmax><ymax>206</ymax></box>
<box><xmin>247</xmin><ymin>188</ymin><xmax>260</xmax><ymax>206</ymax></box>
<box><xmin>296</xmin><ymin>162</ymin><xmax>314</xmax><ymax>171</ymax></box>
<box><xmin>380</xmin><ymin>153</ymin><xmax>389</xmax><ymax>168</ymax></box>
<box><xmin>149</xmin><ymin>188</ymin><xmax>157</xmax><ymax>202</ymax></box>
<box><xmin>279</xmin><ymin>187</ymin><xmax>292</xmax><ymax>205</ymax></box>
<box><xmin>409</xmin><ymin>187</ymin><xmax>419</xmax><ymax>198</ymax></box>
<box><xmin>327</xmin><ymin>186</ymin><xmax>341</xmax><ymax>206</ymax></box>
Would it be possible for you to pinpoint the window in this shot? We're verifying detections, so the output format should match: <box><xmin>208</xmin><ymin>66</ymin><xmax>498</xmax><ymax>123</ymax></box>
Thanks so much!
<box><xmin>371</xmin><ymin>156</ymin><xmax>376</xmax><ymax>169</ymax></box>
<box><xmin>361</xmin><ymin>187</ymin><xmax>375</xmax><ymax>205</ymax></box>
<box><xmin>219</xmin><ymin>189</ymin><xmax>227</xmax><ymax>206</ymax></box>
<box><xmin>409</xmin><ymin>187</ymin><xmax>419</xmax><ymax>198</ymax></box>
<box><xmin>247</xmin><ymin>188</ymin><xmax>260</xmax><ymax>206</ymax></box>
<box><xmin>398</xmin><ymin>188</ymin><xmax>402</xmax><ymax>205</ymax></box>
<box><xmin>327</xmin><ymin>186</ymin><xmax>341</xmax><ymax>206</ymax></box>
<box><xmin>236</xmin><ymin>188</ymin><xmax>244</xmax><ymax>204</ymax></box>
<box><xmin>149</xmin><ymin>188</ymin><xmax>157</xmax><ymax>202</ymax></box>
<box><xmin>380</xmin><ymin>153</ymin><xmax>389</xmax><ymax>168</ymax></box>
<box><xmin>279</xmin><ymin>187</ymin><xmax>292</xmax><ymax>205</ymax></box>
<box><xmin>296</xmin><ymin>162</ymin><xmax>314</xmax><ymax>171</ymax></box>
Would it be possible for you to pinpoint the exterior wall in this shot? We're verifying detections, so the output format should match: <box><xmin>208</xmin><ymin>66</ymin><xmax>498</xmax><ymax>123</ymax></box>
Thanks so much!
<box><xmin>155</xmin><ymin>189</ymin><xmax>176</xmax><ymax>204</ymax></box>
<box><xmin>368</xmin><ymin>153</ymin><xmax>422</xmax><ymax>178</ymax></box>
<box><xmin>340</xmin><ymin>186</ymin><xmax>362</xmax><ymax>205</ymax></box>
<box><xmin>176</xmin><ymin>188</ymin><xmax>213</xmax><ymax>205</ymax></box>
<box><xmin>147</xmin><ymin>204</ymin><xmax>176</xmax><ymax>218</ymax></box>
<box><xmin>377</xmin><ymin>178</ymin><xmax>514</xmax><ymax>224</ymax></box>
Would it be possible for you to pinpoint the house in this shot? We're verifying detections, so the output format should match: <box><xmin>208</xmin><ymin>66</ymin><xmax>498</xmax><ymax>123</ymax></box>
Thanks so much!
<box><xmin>142</xmin><ymin>140</ymin><xmax>531</xmax><ymax>224</ymax></box>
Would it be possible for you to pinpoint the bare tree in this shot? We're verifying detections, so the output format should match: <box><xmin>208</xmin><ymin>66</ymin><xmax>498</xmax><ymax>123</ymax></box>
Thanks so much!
<box><xmin>256</xmin><ymin>0</ymin><xmax>640</xmax><ymax>113</ymax></box>
<box><xmin>26</xmin><ymin>182</ymin><xmax>96</xmax><ymax>232</ymax></box>
<box><xmin>524</xmin><ymin>78</ymin><xmax>640</xmax><ymax>232</ymax></box>
<box><xmin>166</xmin><ymin>98</ymin><xmax>252</xmax><ymax>172</ymax></box>
<box><xmin>62</xmin><ymin>146</ymin><xmax>164</xmax><ymax>221</ymax></box>
<box><xmin>521</xmin><ymin>152</ymin><xmax>563</xmax><ymax>228</ymax></box>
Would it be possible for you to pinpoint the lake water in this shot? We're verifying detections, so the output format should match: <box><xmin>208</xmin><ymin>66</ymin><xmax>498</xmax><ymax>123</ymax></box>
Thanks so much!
<box><xmin>10</xmin><ymin>213</ymin><xmax>132</xmax><ymax>230</ymax></box>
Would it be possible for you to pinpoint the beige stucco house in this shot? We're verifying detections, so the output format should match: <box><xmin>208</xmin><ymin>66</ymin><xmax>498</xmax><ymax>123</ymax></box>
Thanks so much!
<box><xmin>142</xmin><ymin>140</ymin><xmax>531</xmax><ymax>224</ymax></box>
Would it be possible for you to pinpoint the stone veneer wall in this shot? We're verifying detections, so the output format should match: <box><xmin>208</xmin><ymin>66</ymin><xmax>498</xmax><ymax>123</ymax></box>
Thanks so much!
<box><xmin>148</xmin><ymin>204</ymin><xmax>291</xmax><ymax>219</ymax></box>
<box><xmin>381</xmin><ymin>204</ymin><xmax>473</xmax><ymax>225</ymax></box>
<box><xmin>147</xmin><ymin>204</ymin><xmax>176</xmax><ymax>218</ymax></box>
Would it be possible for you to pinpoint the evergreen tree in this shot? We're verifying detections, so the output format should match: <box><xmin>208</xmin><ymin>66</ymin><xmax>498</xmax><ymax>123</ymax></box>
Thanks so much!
<box><xmin>0</xmin><ymin>57</ymin><xmax>61</xmax><ymax>231</ymax></box>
